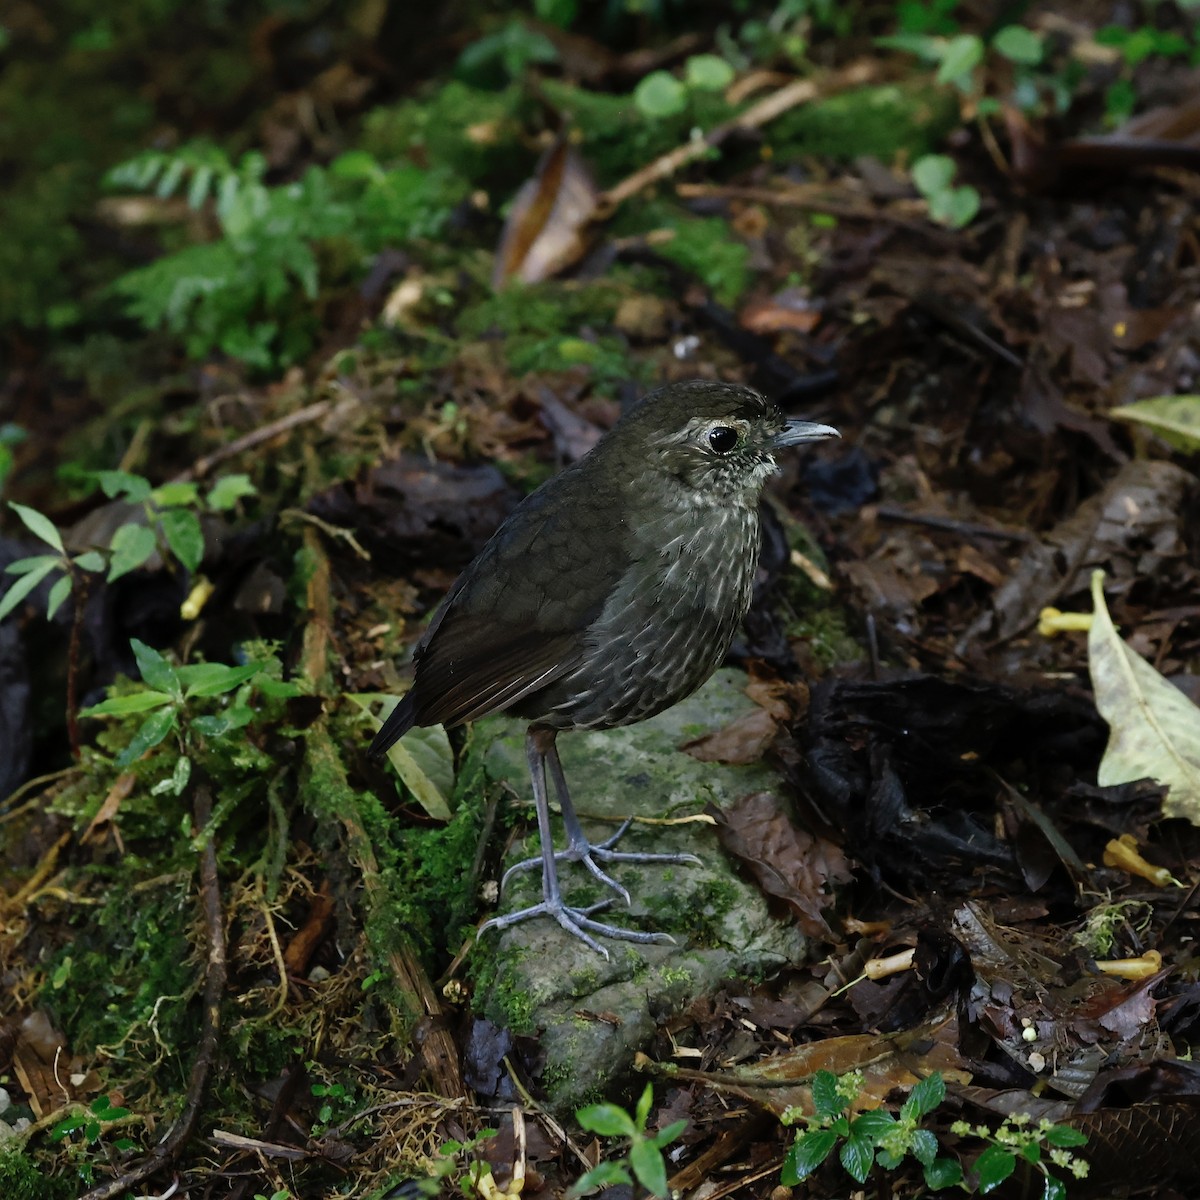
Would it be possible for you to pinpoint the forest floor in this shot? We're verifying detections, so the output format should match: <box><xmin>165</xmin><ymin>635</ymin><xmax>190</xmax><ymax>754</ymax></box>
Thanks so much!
<box><xmin>2</xmin><ymin>2</ymin><xmax>1200</xmax><ymax>1198</ymax></box>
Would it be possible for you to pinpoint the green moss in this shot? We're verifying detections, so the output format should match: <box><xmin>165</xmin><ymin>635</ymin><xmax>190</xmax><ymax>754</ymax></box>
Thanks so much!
<box><xmin>788</xmin><ymin>599</ymin><xmax>861</xmax><ymax>669</ymax></box>
<box><xmin>568</xmin><ymin>963</ymin><xmax>602</xmax><ymax>995</ymax></box>
<box><xmin>539</xmin><ymin>79</ymin><xmax>736</xmax><ymax>183</ymax></box>
<box><xmin>538</xmin><ymin>1058</ymin><xmax>577</xmax><ymax>1099</ymax></box>
<box><xmin>0</xmin><ymin>1150</ymin><xmax>73</xmax><ymax>1200</ymax></box>
<box><xmin>40</xmin><ymin>873</ymin><xmax>194</xmax><ymax>1057</ymax></box>
<box><xmin>458</xmin><ymin>279</ymin><xmax>623</xmax><ymax>341</ymax></box>
<box><xmin>360</xmin><ymin>81</ymin><xmax>532</xmax><ymax>189</ymax></box>
<box><xmin>472</xmin><ymin>946</ymin><xmax>538</xmax><ymax>1034</ymax></box>
<box><xmin>301</xmin><ymin>719</ymin><xmax>485</xmax><ymax>972</ymax></box>
<box><xmin>612</xmin><ymin>203</ymin><xmax>752</xmax><ymax>307</ymax></box>
<box><xmin>650</xmin><ymin>875</ymin><xmax>740</xmax><ymax>946</ymax></box>
<box><xmin>768</xmin><ymin>83</ymin><xmax>960</xmax><ymax>162</ymax></box>
<box><xmin>658</xmin><ymin>965</ymin><xmax>694</xmax><ymax>989</ymax></box>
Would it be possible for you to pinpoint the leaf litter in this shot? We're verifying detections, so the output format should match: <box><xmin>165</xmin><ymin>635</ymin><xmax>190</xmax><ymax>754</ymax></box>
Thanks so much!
<box><xmin>3</xmin><ymin>4</ymin><xmax>1200</xmax><ymax>1198</ymax></box>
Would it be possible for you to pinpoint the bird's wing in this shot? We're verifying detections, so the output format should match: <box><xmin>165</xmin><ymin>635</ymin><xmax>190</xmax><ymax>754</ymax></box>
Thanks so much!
<box><xmin>404</xmin><ymin>467</ymin><xmax>630</xmax><ymax>729</ymax></box>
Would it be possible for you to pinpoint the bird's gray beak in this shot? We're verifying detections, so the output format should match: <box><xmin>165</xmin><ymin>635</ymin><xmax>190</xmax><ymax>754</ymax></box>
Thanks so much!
<box><xmin>774</xmin><ymin>419</ymin><xmax>841</xmax><ymax>447</ymax></box>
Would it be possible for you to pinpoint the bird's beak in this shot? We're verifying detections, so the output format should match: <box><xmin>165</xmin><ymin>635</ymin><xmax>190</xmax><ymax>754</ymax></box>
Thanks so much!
<box><xmin>774</xmin><ymin>419</ymin><xmax>841</xmax><ymax>447</ymax></box>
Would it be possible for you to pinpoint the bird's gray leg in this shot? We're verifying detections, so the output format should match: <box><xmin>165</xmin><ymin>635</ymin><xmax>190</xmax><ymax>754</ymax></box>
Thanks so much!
<box><xmin>479</xmin><ymin>727</ymin><xmax>676</xmax><ymax>957</ymax></box>
<box><xmin>503</xmin><ymin>733</ymin><xmax>702</xmax><ymax>899</ymax></box>
<box><xmin>548</xmin><ymin>738</ymin><xmax>701</xmax><ymax>891</ymax></box>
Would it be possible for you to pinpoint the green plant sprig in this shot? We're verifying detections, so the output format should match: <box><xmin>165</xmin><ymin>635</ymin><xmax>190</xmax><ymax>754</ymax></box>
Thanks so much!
<box><xmin>781</xmin><ymin>1070</ymin><xmax>1089</xmax><ymax>1197</ymax></box>
<box><xmin>571</xmin><ymin>1084</ymin><xmax>686</xmax><ymax>1199</ymax></box>
<box><xmin>81</xmin><ymin>638</ymin><xmax>301</xmax><ymax>777</ymax></box>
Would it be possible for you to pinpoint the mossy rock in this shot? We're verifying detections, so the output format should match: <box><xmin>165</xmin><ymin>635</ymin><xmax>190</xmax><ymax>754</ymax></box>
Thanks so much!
<box><xmin>469</xmin><ymin>669</ymin><xmax>812</xmax><ymax>1114</ymax></box>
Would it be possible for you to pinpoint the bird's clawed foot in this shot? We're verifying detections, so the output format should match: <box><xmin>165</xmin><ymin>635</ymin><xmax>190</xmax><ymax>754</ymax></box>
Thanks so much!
<box><xmin>479</xmin><ymin>898</ymin><xmax>676</xmax><ymax>959</ymax></box>
<box><xmin>501</xmin><ymin>818</ymin><xmax>703</xmax><ymax>905</ymax></box>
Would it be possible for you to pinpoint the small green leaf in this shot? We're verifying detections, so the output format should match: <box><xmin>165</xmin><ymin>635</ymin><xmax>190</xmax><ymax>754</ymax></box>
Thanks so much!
<box><xmin>685</xmin><ymin>53</ymin><xmax>735</xmax><ymax>92</ymax></box>
<box><xmin>912</xmin><ymin>153</ymin><xmax>956</xmax><ymax>195</ymax></box>
<box><xmin>187</xmin><ymin>164</ymin><xmax>214</xmax><ymax>209</ymax></box>
<box><xmin>1110</xmin><ymin>394</ymin><xmax>1200</xmax><ymax>452</ymax></box>
<box><xmin>151</xmin><ymin>755</ymin><xmax>192</xmax><ymax>796</ymax></box>
<box><xmin>1042</xmin><ymin>1173</ymin><xmax>1067</xmax><ymax>1200</ymax></box>
<box><xmin>910</xmin><ymin>1127</ymin><xmax>939</xmax><ymax>1167</ymax></box>
<box><xmin>257</xmin><ymin>676</ymin><xmax>304</xmax><ymax>698</ymax></box>
<box><xmin>1041</xmin><ymin>1124</ymin><xmax>1088</xmax><ymax>1148</ymax></box>
<box><xmin>629</xmin><ymin>1137</ymin><xmax>669</xmax><ymax>1198</ymax></box>
<box><xmin>50</xmin><ymin>1113</ymin><xmax>89</xmax><ymax>1141</ymax></box>
<box><xmin>6</xmin><ymin>553</ymin><xmax>62</xmax><ymax>576</ymax></box>
<box><xmin>191</xmin><ymin>707</ymin><xmax>255</xmax><ymax>737</ymax></box>
<box><xmin>0</xmin><ymin>560</ymin><xmax>60</xmax><ymax>622</ymax></box>
<box><xmin>330</xmin><ymin>150</ymin><xmax>385</xmax><ymax>182</ymax></box>
<box><xmin>905</xmin><ymin>1073</ymin><xmax>946</xmax><ymax>1119</ymax></box>
<box><xmin>652</xmin><ymin>1119</ymin><xmax>687</xmax><ymax>1149</ymax></box>
<box><xmin>9</xmin><ymin>502</ymin><xmax>64</xmax><ymax>552</ymax></box>
<box><xmin>634</xmin><ymin>70</ymin><xmax>687</xmax><ymax>118</ymax></box>
<box><xmin>108</xmin><ymin>523</ymin><xmax>158</xmax><ymax>581</ymax></box>
<box><xmin>925</xmin><ymin>1157</ymin><xmax>964</xmax><ymax>1189</ymax></box>
<box><xmin>840</xmin><ymin>1131</ymin><xmax>875</xmax><ymax>1183</ymax></box>
<box><xmin>929</xmin><ymin>185</ymin><xmax>980</xmax><ymax>228</ymax></box>
<box><xmin>350</xmin><ymin>694</ymin><xmax>454</xmax><ymax>821</ymax></box>
<box><xmin>73</xmin><ymin>550</ymin><xmax>106</xmax><ymax>572</ymax></box>
<box><xmin>98</xmin><ymin>470</ymin><xmax>152</xmax><ymax>502</ymax></box>
<box><xmin>158</xmin><ymin>507</ymin><xmax>205</xmax><ymax>571</ymax></box>
<box><xmin>634</xmin><ymin>1083</ymin><xmax>653</xmax><ymax>1129</ymax></box>
<box><xmin>152</xmin><ymin>481</ymin><xmax>200</xmax><ymax>508</ymax></box>
<box><xmin>116</xmin><ymin>706</ymin><xmax>178</xmax><ymax>767</ymax></box>
<box><xmin>850</xmin><ymin>1110</ymin><xmax>897</xmax><ymax>1144</ymax></box>
<box><xmin>1105</xmin><ymin>78</ymin><xmax>1137</xmax><ymax>123</ymax></box>
<box><xmin>131</xmin><ymin>638</ymin><xmax>181</xmax><ymax>695</ymax></box>
<box><xmin>781</xmin><ymin>1129</ymin><xmax>838</xmax><ymax>1184</ymax></box>
<box><xmin>83</xmin><ymin>690</ymin><xmax>174</xmax><ymax>716</ymax></box>
<box><xmin>179</xmin><ymin>661</ymin><xmax>261</xmax><ymax>697</ymax></box>
<box><xmin>993</xmin><ymin>25</ymin><xmax>1044</xmax><ymax>64</ymax></box>
<box><xmin>935</xmin><ymin>33</ymin><xmax>984</xmax><ymax>86</ymax></box>
<box><xmin>46</xmin><ymin>574</ymin><xmax>73</xmax><ymax>619</ymax></box>
<box><xmin>810</xmin><ymin>1070</ymin><xmax>843</xmax><ymax>1119</ymax></box>
<box><xmin>975</xmin><ymin>1144</ymin><xmax>1016</xmax><ymax>1192</ymax></box>
<box><xmin>875</xmin><ymin>32</ymin><xmax>944</xmax><ymax>62</ymax></box>
<box><xmin>569</xmin><ymin>1161</ymin><xmax>631</xmax><ymax>1195</ymax></box>
<box><xmin>576</xmin><ymin>1102</ymin><xmax>636</xmax><ymax>1138</ymax></box>
<box><xmin>206</xmin><ymin>473</ymin><xmax>256</xmax><ymax>511</ymax></box>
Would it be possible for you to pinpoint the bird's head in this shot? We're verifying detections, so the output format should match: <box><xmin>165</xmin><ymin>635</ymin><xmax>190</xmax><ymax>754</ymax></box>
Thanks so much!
<box><xmin>615</xmin><ymin>380</ymin><xmax>840</xmax><ymax>506</ymax></box>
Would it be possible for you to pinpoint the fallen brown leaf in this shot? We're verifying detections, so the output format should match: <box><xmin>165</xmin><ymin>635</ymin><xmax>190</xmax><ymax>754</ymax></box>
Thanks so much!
<box><xmin>707</xmin><ymin>791</ymin><xmax>852</xmax><ymax>938</ymax></box>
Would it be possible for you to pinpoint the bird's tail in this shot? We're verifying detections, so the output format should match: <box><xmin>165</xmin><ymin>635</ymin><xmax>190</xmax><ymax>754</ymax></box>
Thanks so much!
<box><xmin>368</xmin><ymin>691</ymin><xmax>417</xmax><ymax>760</ymax></box>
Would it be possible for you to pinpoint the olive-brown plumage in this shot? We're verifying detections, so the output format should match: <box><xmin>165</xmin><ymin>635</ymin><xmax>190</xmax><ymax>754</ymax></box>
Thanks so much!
<box><xmin>369</xmin><ymin>379</ymin><xmax>838</xmax><ymax>955</ymax></box>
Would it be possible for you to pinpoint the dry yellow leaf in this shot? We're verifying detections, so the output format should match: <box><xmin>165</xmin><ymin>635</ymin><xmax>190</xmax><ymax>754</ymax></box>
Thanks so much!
<box><xmin>346</xmin><ymin>693</ymin><xmax>454</xmax><ymax>821</ymax></box>
<box><xmin>1088</xmin><ymin>570</ymin><xmax>1200</xmax><ymax>823</ymax></box>
<box><xmin>1110</xmin><ymin>394</ymin><xmax>1200</xmax><ymax>453</ymax></box>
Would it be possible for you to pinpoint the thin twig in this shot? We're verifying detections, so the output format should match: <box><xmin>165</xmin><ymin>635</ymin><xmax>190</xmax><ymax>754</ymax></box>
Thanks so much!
<box><xmin>1</xmin><ymin>766</ymin><xmax>80</xmax><ymax>818</ymax></box>
<box><xmin>79</xmin><ymin>782</ymin><xmax>227</xmax><ymax>1200</ymax></box>
<box><xmin>676</xmin><ymin>181</ymin><xmax>933</xmax><ymax>231</ymax></box>
<box><xmin>180</xmin><ymin>400</ymin><xmax>333</xmax><ymax>482</ymax></box>
<box><xmin>875</xmin><ymin>505</ymin><xmax>1031</xmax><ymax>544</ymax></box>
<box><xmin>597</xmin><ymin>60</ymin><xmax>876</xmax><ymax>214</ymax></box>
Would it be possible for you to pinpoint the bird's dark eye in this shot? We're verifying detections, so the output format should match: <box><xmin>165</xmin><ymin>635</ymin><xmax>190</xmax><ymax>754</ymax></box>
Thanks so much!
<box><xmin>707</xmin><ymin>426</ymin><xmax>738</xmax><ymax>454</ymax></box>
